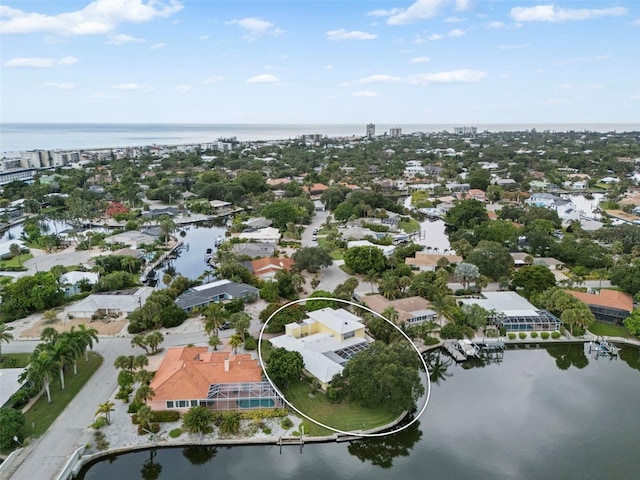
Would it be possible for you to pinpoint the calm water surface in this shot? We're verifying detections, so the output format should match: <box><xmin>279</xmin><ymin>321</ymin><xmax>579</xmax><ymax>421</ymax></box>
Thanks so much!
<box><xmin>78</xmin><ymin>344</ymin><xmax>640</xmax><ymax>480</ymax></box>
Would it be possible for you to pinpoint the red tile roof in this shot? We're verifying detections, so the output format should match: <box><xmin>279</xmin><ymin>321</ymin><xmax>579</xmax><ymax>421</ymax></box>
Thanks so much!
<box><xmin>566</xmin><ymin>289</ymin><xmax>634</xmax><ymax>312</ymax></box>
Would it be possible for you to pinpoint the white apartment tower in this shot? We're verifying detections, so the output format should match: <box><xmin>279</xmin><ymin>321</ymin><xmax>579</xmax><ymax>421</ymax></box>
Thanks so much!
<box><xmin>366</xmin><ymin>123</ymin><xmax>375</xmax><ymax>138</ymax></box>
<box><xmin>390</xmin><ymin>127</ymin><xmax>402</xmax><ymax>138</ymax></box>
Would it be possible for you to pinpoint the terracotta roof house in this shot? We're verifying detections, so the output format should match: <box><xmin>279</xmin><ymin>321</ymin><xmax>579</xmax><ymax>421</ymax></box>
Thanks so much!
<box><xmin>175</xmin><ymin>279</ymin><xmax>259</xmax><ymax>312</ymax></box>
<box><xmin>360</xmin><ymin>295</ymin><xmax>437</xmax><ymax>325</ymax></box>
<box><xmin>303</xmin><ymin>183</ymin><xmax>329</xmax><ymax>196</ymax></box>
<box><xmin>269</xmin><ymin>308</ymin><xmax>370</xmax><ymax>388</ymax></box>
<box><xmin>405</xmin><ymin>252</ymin><xmax>463</xmax><ymax>272</ymax></box>
<box><xmin>148</xmin><ymin>347</ymin><xmax>282</xmax><ymax>412</ymax></box>
<box><xmin>566</xmin><ymin>289</ymin><xmax>634</xmax><ymax>324</ymax></box>
<box><xmin>248</xmin><ymin>257</ymin><xmax>295</xmax><ymax>281</ymax></box>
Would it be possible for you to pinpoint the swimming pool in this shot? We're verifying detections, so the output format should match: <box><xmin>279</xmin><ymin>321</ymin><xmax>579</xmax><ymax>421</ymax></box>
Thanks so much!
<box><xmin>237</xmin><ymin>399</ymin><xmax>275</xmax><ymax>408</ymax></box>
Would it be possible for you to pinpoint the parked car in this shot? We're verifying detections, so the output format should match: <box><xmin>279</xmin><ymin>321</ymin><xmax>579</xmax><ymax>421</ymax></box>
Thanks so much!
<box><xmin>311</xmin><ymin>234</ymin><xmax>317</xmax><ymax>241</ymax></box>
<box><xmin>219</xmin><ymin>321</ymin><xmax>231</xmax><ymax>330</ymax></box>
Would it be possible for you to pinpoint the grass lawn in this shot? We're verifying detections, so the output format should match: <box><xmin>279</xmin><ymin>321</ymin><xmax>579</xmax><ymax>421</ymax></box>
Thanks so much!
<box><xmin>588</xmin><ymin>321</ymin><xmax>631</xmax><ymax>338</ymax></box>
<box><xmin>0</xmin><ymin>253</ymin><xmax>33</xmax><ymax>270</ymax></box>
<box><xmin>22</xmin><ymin>351</ymin><xmax>103</xmax><ymax>438</ymax></box>
<box><xmin>316</xmin><ymin>237</ymin><xmax>343</xmax><ymax>260</ymax></box>
<box><xmin>0</xmin><ymin>352</ymin><xmax>31</xmax><ymax>368</ymax></box>
<box><xmin>283</xmin><ymin>379</ymin><xmax>399</xmax><ymax>436</ymax></box>
<box><xmin>398</xmin><ymin>218</ymin><xmax>421</xmax><ymax>234</ymax></box>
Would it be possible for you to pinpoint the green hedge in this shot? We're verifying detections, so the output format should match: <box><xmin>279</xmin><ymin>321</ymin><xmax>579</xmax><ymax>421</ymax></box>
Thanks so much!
<box><xmin>551</xmin><ymin>331</ymin><xmax>561</xmax><ymax>339</ymax></box>
<box><xmin>519</xmin><ymin>332</ymin><xmax>527</xmax><ymax>339</ymax></box>
<box><xmin>541</xmin><ymin>332</ymin><xmax>550</xmax><ymax>339</ymax></box>
<box><xmin>508</xmin><ymin>333</ymin><xmax>516</xmax><ymax>340</ymax></box>
<box><xmin>530</xmin><ymin>331</ymin><xmax>538</xmax><ymax>338</ymax></box>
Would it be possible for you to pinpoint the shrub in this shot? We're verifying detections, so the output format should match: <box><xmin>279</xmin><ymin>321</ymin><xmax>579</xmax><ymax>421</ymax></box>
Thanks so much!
<box><xmin>91</xmin><ymin>416</ymin><xmax>108</xmax><ymax>430</ymax></box>
<box><xmin>519</xmin><ymin>332</ymin><xmax>527</xmax><ymax>340</ymax></box>
<box><xmin>93</xmin><ymin>431</ymin><xmax>109</xmax><ymax>451</ymax></box>
<box><xmin>127</xmin><ymin>400</ymin><xmax>143</xmax><ymax>414</ymax></box>
<box><xmin>169</xmin><ymin>428</ymin><xmax>183</xmax><ymax>438</ymax></box>
<box><xmin>508</xmin><ymin>333</ymin><xmax>517</xmax><ymax>340</ymax></box>
<box><xmin>281</xmin><ymin>417</ymin><xmax>294</xmax><ymax>429</ymax></box>
<box><xmin>440</xmin><ymin>323</ymin><xmax>465</xmax><ymax>339</ymax></box>
<box><xmin>137</xmin><ymin>422</ymin><xmax>160</xmax><ymax>435</ymax></box>
<box><xmin>541</xmin><ymin>332</ymin><xmax>550</xmax><ymax>340</ymax></box>
<box><xmin>551</xmin><ymin>331</ymin><xmax>561</xmax><ymax>339</ymax></box>
<box><xmin>244</xmin><ymin>336</ymin><xmax>257</xmax><ymax>351</ymax></box>
<box><xmin>262</xmin><ymin>426</ymin><xmax>272</xmax><ymax>434</ymax></box>
<box><xmin>152</xmin><ymin>410</ymin><xmax>180</xmax><ymax>422</ymax></box>
<box><xmin>530</xmin><ymin>331</ymin><xmax>539</xmax><ymax>338</ymax></box>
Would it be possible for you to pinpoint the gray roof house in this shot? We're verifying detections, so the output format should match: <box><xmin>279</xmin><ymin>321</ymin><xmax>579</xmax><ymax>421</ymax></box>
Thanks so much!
<box><xmin>231</xmin><ymin>242</ymin><xmax>277</xmax><ymax>258</ymax></box>
<box><xmin>176</xmin><ymin>279</ymin><xmax>259</xmax><ymax>311</ymax></box>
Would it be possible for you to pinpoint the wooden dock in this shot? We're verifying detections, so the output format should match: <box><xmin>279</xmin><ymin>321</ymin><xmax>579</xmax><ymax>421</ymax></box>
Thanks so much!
<box><xmin>443</xmin><ymin>340</ymin><xmax>468</xmax><ymax>362</ymax></box>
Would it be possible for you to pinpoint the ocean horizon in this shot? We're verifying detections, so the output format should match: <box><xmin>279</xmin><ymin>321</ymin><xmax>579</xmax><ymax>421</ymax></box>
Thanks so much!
<box><xmin>2</xmin><ymin>122</ymin><xmax>639</xmax><ymax>154</ymax></box>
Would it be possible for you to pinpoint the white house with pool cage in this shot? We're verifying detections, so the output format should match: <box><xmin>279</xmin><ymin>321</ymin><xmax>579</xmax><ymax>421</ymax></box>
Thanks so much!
<box><xmin>147</xmin><ymin>347</ymin><xmax>283</xmax><ymax>412</ymax></box>
<box><xmin>269</xmin><ymin>307</ymin><xmax>372</xmax><ymax>389</ymax></box>
<box><xmin>458</xmin><ymin>291</ymin><xmax>563</xmax><ymax>332</ymax></box>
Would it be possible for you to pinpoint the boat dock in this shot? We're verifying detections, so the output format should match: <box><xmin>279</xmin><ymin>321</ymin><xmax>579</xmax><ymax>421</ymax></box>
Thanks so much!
<box><xmin>443</xmin><ymin>338</ymin><xmax>505</xmax><ymax>362</ymax></box>
<box><xmin>589</xmin><ymin>338</ymin><xmax>620</xmax><ymax>357</ymax></box>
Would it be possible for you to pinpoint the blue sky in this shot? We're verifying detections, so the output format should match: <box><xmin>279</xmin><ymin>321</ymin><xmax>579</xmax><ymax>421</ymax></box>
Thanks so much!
<box><xmin>1</xmin><ymin>0</ymin><xmax>639</xmax><ymax>124</ymax></box>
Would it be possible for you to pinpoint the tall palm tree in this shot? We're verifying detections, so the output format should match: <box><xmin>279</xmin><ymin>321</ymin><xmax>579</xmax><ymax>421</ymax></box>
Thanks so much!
<box><xmin>208</xmin><ymin>334</ymin><xmax>222</xmax><ymax>351</ymax></box>
<box><xmin>431</xmin><ymin>294</ymin><xmax>457</xmax><ymax>329</ymax></box>
<box><xmin>59</xmin><ymin>327</ymin><xmax>85</xmax><ymax>375</ymax></box>
<box><xmin>77</xmin><ymin>324</ymin><xmax>99</xmax><ymax>362</ymax></box>
<box><xmin>131</xmin><ymin>334</ymin><xmax>150</xmax><ymax>355</ymax></box>
<box><xmin>364</xmin><ymin>270</ymin><xmax>378</xmax><ymax>294</ymax></box>
<box><xmin>40</xmin><ymin>326</ymin><xmax>59</xmax><ymax>344</ymax></box>
<box><xmin>146</xmin><ymin>331</ymin><xmax>164</xmax><ymax>355</ymax></box>
<box><xmin>44</xmin><ymin>340</ymin><xmax>75</xmax><ymax>390</ymax></box>
<box><xmin>203</xmin><ymin>303</ymin><xmax>226</xmax><ymax>336</ymax></box>
<box><xmin>96</xmin><ymin>400</ymin><xmax>116</xmax><ymax>425</ymax></box>
<box><xmin>381</xmin><ymin>306</ymin><xmax>399</xmax><ymax>325</ymax></box>
<box><xmin>135</xmin><ymin>384</ymin><xmax>156</xmax><ymax>404</ymax></box>
<box><xmin>20</xmin><ymin>349</ymin><xmax>58</xmax><ymax>403</ymax></box>
<box><xmin>0</xmin><ymin>322</ymin><xmax>14</xmax><ymax>362</ymax></box>
<box><xmin>9</xmin><ymin>243</ymin><xmax>21</xmax><ymax>265</ymax></box>
<box><xmin>136</xmin><ymin>405</ymin><xmax>153</xmax><ymax>432</ymax></box>
<box><xmin>230</xmin><ymin>312</ymin><xmax>251</xmax><ymax>341</ymax></box>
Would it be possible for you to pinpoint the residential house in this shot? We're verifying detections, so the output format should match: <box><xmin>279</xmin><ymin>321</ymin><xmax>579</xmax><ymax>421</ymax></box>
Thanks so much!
<box><xmin>405</xmin><ymin>252</ymin><xmax>463</xmax><ymax>272</ymax></box>
<box><xmin>68</xmin><ymin>287</ymin><xmax>153</xmax><ymax>319</ymax></box>
<box><xmin>526</xmin><ymin>193</ymin><xmax>579</xmax><ymax>222</ymax></box>
<box><xmin>231</xmin><ymin>242</ymin><xmax>277</xmax><ymax>258</ymax></box>
<box><xmin>269</xmin><ymin>307</ymin><xmax>371</xmax><ymax>389</ymax></box>
<box><xmin>304</xmin><ymin>183</ymin><xmax>329</xmax><ymax>196</ymax></box>
<box><xmin>346</xmin><ymin>240</ymin><xmax>395</xmax><ymax>257</ymax></box>
<box><xmin>175</xmin><ymin>279</ymin><xmax>259</xmax><ymax>312</ymax></box>
<box><xmin>148</xmin><ymin>347</ymin><xmax>282</xmax><ymax>412</ymax></box>
<box><xmin>59</xmin><ymin>271</ymin><xmax>99</xmax><ymax>297</ymax></box>
<box><xmin>210</xmin><ymin>200</ymin><xmax>233</xmax><ymax>213</ymax></box>
<box><xmin>361</xmin><ymin>295</ymin><xmax>437</xmax><ymax>325</ymax></box>
<box><xmin>566</xmin><ymin>289</ymin><xmax>634</xmax><ymax>324</ymax></box>
<box><xmin>459</xmin><ymin>291</ymin><xmax>562</xmax><ymax>332</ymax></box>
<box><xmin>247</xmin><ymin>257</ymin><xmax>294</xmax><ymax>281</ymax></box>
<box><xmin>103</xmin><ymin>230</ymin><xmax>157</xmax><ymax>249</ymax></box>
<box><xmin>243</xmin><ymin>217</ymin><xmax>272</xmax><ymax>229</ymax></box>
<box><xmin>237</xmin><ymin>227</ymin><xmax>281</xmax><ymax>243</ymax></box>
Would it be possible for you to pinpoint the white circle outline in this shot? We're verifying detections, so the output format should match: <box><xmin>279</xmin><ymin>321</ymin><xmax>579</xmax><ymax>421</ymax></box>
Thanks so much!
<box><xmin>257</xmin><ymin>297</ymin><xmax>431</xmax><ymax>438</ymax></box>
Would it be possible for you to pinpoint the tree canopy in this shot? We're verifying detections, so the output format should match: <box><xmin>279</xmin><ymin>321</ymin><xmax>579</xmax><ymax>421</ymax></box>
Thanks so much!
<box><xmin>343</xmin><ymin>246</ymin><xmax>386</xmax><ymax>274</ymax></box>
<box><xmin>266</xmin><ymin>348</ymin><xmax>304</xmax><ymax>389</ymax></box>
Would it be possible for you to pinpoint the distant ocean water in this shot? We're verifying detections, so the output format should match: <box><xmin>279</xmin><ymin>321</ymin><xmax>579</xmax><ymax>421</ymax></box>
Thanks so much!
<box><xmin>1</xmin><ymin>122</ymin><xmax>638</xmax><ymax>154</ymax></box>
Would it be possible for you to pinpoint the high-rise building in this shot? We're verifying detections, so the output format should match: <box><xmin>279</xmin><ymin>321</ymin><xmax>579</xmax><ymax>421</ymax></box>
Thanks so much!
<box><xmin>453</xmin><ymin>126</ymin><xmax>477</xmax><ymax>135</ymax></box>
<box><xmin>390</xmin><ymin>127</ymin><xmax>402</xmax><ymax>138</ymax></box>
<box><xmin>366</xmin><ymin>123</ymin><xmax>375</xmax><ymax>138</ymax></box>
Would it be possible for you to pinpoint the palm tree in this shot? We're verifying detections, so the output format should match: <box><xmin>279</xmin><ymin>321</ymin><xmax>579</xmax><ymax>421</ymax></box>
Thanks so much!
<box><xmin>203</xmin><ymin>303</ymin><xmax>226</xmax><ymax>336</ymax></box>
<box><xmin>208</xmin><ymin>334</ymin><xmax>222</xmax><ymax>351</ymax></box>
<box><xmin>121</xmin><ymin>255</ymin><xmax>138</xmax><ymax>274</ymax></box>
<box><xmin>230</xmin><ymin>312</ymin><xmax>251</xmax><ymax>341</ymax></box>
<box><xmin>44</xmin><ymin>340</ymin><xmax>75</xmax><ymax>390</ymax></box>
<box><xmin>135</xmin><ymin>369</ymin><xmax>155</xmax><ymax>386</ymax></box>
<box><xmin>136</xmin><ymin>405</ymin><xmax>153</xmax><ymax>432</ymax></box>
<box><xmin>135</xmin><ymin>384</ymin><xmax>156</xmax><ymax>404</ymax></box>
<box><xmin>182</xmin><ymin>405</ymin><xmax>214</xmax><ymax>435</ymax></box>
<box><xmin>0</xmin><ymin>322</ymin><xmax>14</xmax><ymax>362</ymax></box>
<box><xmin>364</xmin><ymin>269</ymin><xmax>378</xmax><ymax>294</ymax></box>
<box><xmin>382</xmin><ymin>306</ymin><xmax>399</xmax><ymax>325</ymax></box>
<box><xmin>20</xmin><ymin>349</ymin><xmax>58</xmax><ymax>403</ymax></box>
<box><xmin>96</xmin><ymin>400</ymin><xmax>116</xmax><ymax>425</ymax></box>
<box><xmin>290</xmin><ymin>272</ymin><xmax>306</xmax><ymax>293</ymax></box>
<box><xmin>229</xmin><ymin>333</ymin><xmax>243</xmax><ymax>354</ymax></box>
<box><xmin>146</xmin><ymin>331</ymin><xmax>164</xmax><ymax>355</ymax></box>
<box><xmin>59</xmin><ymin>327</ymin><xmax>85</xmax><ymax>375</ymax></box>
<box><xmin>77</xmin><ymin>324</ymin><xmax>99</xmax><ymax>362</ymax></box>
<box><xmin>431</xmin><ymin>294</ymin><xmax>457</xmax><ymax>329</ymax></box>
<box><xmin>131</xmin><ymin>334</ymin><xmax>150</xmax><ymax>355</ymax></box>
<box><xmin>40</xmin><ymin>326</ymin><xmax>59</xmax><ymax>344</ymax></box>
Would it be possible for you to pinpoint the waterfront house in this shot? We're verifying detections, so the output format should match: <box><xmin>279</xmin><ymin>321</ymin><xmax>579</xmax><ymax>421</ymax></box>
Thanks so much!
<box><xmin>565</xmin><ymin>289</ymin><xmax>634</xmax><ymax>324</ymax></box>
<box><xmin>68</xmin><ymin>287</ymin><xmax>153</xmax><ymax>319</ymax></box>
<box><xmin>237</xmin><ymin>227</ymin><xmax>281</xmax><ymax>243</ymax></box>
<box><xmin>103</xmin><ymin>230</ymin><xmax>157</xmax><ymax>249</ymax></box>
<box><xmin>246</xmin><ymin>257</ymin><xmax>295</xmax><ymax>281</ymax></box>
<box><xmin>346</xmin><ymin>240</ymin><xmax>395</xmax><ymax>257</ymax></box>
<box><xmin>148</xmin><ymin>347</ymin><xmax>282</xmax><ymax>412</ymax></box>
<box><xmin>405</xmin><ymin>252</ymin><xmax>463</xmax><ymax>272</ymax></box>
<box><xmin>231</xmin><ymin>242</ymin><xmax>277</xmax><ymax>258</ymax></box>
<box><xmin>459</xmin><ymin>291</ymin><xmax>562</xmax><ymax>332</ymax></box>
<box><xmin>360</xmin><ymin>295</ymin><xmax>437</xmax><ymax>325</ymax></box>
<box><xmin>269</xmin><ymin>307</ymin><xmax>370</xmax><ymax>389</ymax></box>
<box><xmin>175</xmin><ymin>279</ymin><xmax>259</xmax><ymax>312</ymax></box>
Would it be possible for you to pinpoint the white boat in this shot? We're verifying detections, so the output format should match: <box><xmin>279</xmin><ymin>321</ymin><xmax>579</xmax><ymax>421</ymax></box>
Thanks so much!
<box><xmin>214</xmin><ymin>235</ymin><xmax>223</xmax><ymax>247</ymax></box>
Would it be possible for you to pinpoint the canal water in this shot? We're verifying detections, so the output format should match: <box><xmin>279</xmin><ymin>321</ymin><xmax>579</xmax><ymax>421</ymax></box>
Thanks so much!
<box><xmin>77</xmin><ymin>344</ymin><xmax>640</xmax><ymax>480</ymax></box>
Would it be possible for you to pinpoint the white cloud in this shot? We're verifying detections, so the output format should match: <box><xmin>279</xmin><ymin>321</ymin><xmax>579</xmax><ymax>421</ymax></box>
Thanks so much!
<box><xmin>487</xmin><ymin>21</ymin><xmax>506</xmax><ymax>29</ymax></box>
<box><xmin>111</xmin><ymin>83</ymin><xmax>149</xmax><ymax>90</ymax></box>
<box><xmin>511</xmin><ymin>5</ymin><xmax>627</xmax><ymax>22</ymax></box>
<box><xmin>448</xmin><ymin>28</ymin><xmax>465</xmax><ymax>36</ymax></box>
<box><xmin>556</xmin><ymin>83</ymin><xmax>573</xmax><ymax>90</ymax></box>
<box><xmin>4</xmin><ymin>57</ymin><xmax>54</xmax><ymax>67</ymax></box>
<box><xmin>410</xmin><ymin>56</ymin><xmax>430</xmax><ymax>63</ymax></box>
<box><xmin>445</xmin><ymin>16</ymin><xmax>465</xmax><ymax>23</ymax></box>
<box><xmin>87</xmin><ymin>92</ymin><xmax>119</xmax><ymax>99</ymax></box>
<box><xmin>176</xmin><ymin>85</ymin><xmax>191</xmax><ymax>92</ymax></box>
<box><xmin>412</xmin><ymin>34</ymin><xmax>426</xmax><ymax>44</ymax></box>
<box><xmin>58</xmin><ymin>56</ymin><xmax>78</xmax><ymax>65</ymax></box>
<box><xmin>633</xmin><ymin>18</ymin><xmax>640</xmax><ymax>26</ymax></box>
<box><xmin>42</xmin><ymin>82</ymin><xmax>76</xmax><ymax>90</ymax></box>
<box><xmin>429</xmin><ymin>33</ymin><xmax>443</xmax><ymax>40</ymax></box>
<box><xmin>358</xmin><ymin>74</ymin><xmax>403</xmax><ymax>84</ymax></box>
<box><xmin>44</xmin><ymin>35</ymin><xmax>67</xmax><ymax>44</ymax></box>
<box><xmin>630</xmin><ymin>93</ymin><xmax>640</xmax><ymax>100</ymax></box>
<box><xmin>226</xmin><ymin>17</ymin><xmax>284</xmax><ymax>40</ymax></box>
<box><xmin>323</xmin><ymin>64</ymin><xmax>334</xmax><ymax>70</ymax></box>
<box><xmin>326</xmin><ymin>29</ymin><xmax>376</xmax><ymax>41</ymax></box>
<box><xmin>388</xmin><ymin>0</ymin><xmax>448</xmax><ymax>25</ymax></box>
<box><xmin>198</xmin><ymin>34</ymin><xmax>210</xmax><ymax>40</ymax></box>
<box><xmin>246</xmin><ymin>74</ymin><xmax>279</xmax><ymax>84</ymax></box>
<box><xmin>367</xmin><ymin>8</ymin><xmax>403</xmax><ymax>17</ymax></box>
<box><xmin>407</xmin><ymin>69</ymin><xmax>486</xmax><ymax>86</ymax></box>
<box><xmin>352</xmin><ymin>90</ymin><xmax>380</xmax><ymax>97</ymax></box>
<box><xmin>0</xmin><ymin>0</ymin><xmax>183</xmax><ymax>36</ymax></box>
<box><xmin>150</xmin><ymin>42</ymin><xmax>165</xmax><ymax>49</ymax></box>
<box><xmin>202</xmin><ymin>76</ymin><xmax>224</xmax><ymax>84</ymax></box>
<box><xmin>106</xmin><ymin>33</ymin><xmax>144</xmax><ymax>45</ymax></box>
